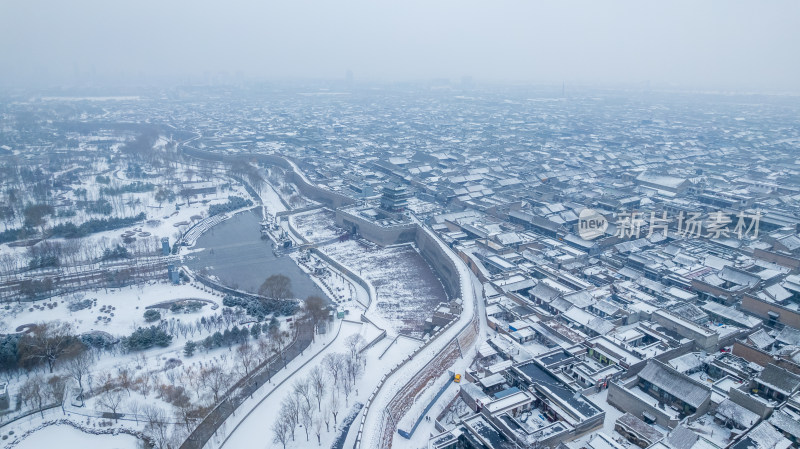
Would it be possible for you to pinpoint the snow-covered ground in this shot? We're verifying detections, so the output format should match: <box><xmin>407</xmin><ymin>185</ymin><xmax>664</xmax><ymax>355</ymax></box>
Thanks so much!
<box><xmin>321</xmin><ymin>239</ymin><xmax>448</xmax><ymax>337</ymax></box>
<box><xmin>0</xmin><ymin>278</ymin><xmax>295</xmax><ymax>442</ymax></box>
<box><xmin>12</xmin><ymin>424</ymin><xmax>140</xmax><ymax>449</ymax></box>
<box><xmin>0</xmin><ymin>154</ymin><xmax>476</xmax><ymax>449</ymax></box>
<box><xmin>288</xmin><ymin>208</ymin><xmax>344</xmax><ymax>244</ymax></box>
<box><xmin>211</xmin><ymin>319</ymin><xmax>420</xmax><ymax>449</ymax></box>
<box><xmin>0</xmin><ymin>281</ymin><xmax>221</xmax><ymax>336</ymax></box>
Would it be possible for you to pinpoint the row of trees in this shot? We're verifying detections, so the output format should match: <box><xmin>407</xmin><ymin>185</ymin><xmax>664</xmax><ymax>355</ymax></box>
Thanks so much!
<box><xmin>1</xmin><ymin>312</ymin><xmax>296</xmax><ymax>444</ymax></box>
<box><xmin>1</xmin><ymin>200</ymin><xmax>148</xmax><ymax>244</ymax></box>
<box><xmin>0</xmin><ymin>127</ymin><xmax>166</xmax><ymax>235</ymax></box>
<box><xmin>272</xmin><ymin>335</ymin><xmax>366</xmax><ymax>448</ymax></box>
<box><xmin>49</xmin><ymin>213</ymin><xmax>146</xmax><ymax>239</ymax></box>
<box><xmin>207</xmin><ymin>196</ymin><xmax>252</xmax><ymax>216</ymax></box>
<box><xmin>0</xmin><ymin>234</ymin><xmax>163</xmax><ymax>275</ymax></box>
<box><xmin>0</xmin><ymin>235</ymin><xmax>168</xmax><ymax>302</ymax></box>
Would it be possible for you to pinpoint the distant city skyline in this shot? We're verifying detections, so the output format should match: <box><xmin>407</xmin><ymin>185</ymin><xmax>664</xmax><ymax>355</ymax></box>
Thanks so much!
<box><xmin>1</xmin><ymin>0</ymin><xmax>799</xmax><ymax>92</ymax></box>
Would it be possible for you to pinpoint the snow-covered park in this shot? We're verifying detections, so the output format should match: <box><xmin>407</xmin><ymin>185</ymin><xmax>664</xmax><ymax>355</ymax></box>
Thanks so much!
<box><xmin>0</xmin><ymin>282</ymin><xmax>221</xmax><ymax>337</ymax></box>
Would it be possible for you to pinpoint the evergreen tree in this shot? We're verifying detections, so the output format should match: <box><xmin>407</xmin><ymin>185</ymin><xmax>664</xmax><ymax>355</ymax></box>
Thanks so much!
<box><xmin>250</xmin><ymin>323</ymin><xmax>261</xmax><ymax>339</ymax></box>
<box><xmin>183</xmin><ymin>340</ymin><xmax>197</xmax><ymax>357</ymax></box>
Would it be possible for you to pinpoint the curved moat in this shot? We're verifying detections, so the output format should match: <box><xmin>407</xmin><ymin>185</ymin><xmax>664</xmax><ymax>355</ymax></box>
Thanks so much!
<box><xmin>185</xmin><ymin>208</ymin><xmax>328</xmax><ymax>301</ymax></box>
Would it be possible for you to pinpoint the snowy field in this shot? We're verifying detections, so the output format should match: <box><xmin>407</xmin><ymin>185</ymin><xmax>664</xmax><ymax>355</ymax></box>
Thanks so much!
<box><xmin>288</xmin><ymin>208</ymin><xmax>343</xmax><ymax>244</ymax></box>
<box><xmin>13</xmin><ymin>424</ymin><xmax>140</xmax><ymax>449</ymax></box>
<box><xmin>321</xmin><ymin>240</ymin><xmax>448</xmax><ymax>337</ymax></box>
<box><xmin>0</xmin><ymin>281</ymin><xmax>221</xmax><ymax>336</ymax></box>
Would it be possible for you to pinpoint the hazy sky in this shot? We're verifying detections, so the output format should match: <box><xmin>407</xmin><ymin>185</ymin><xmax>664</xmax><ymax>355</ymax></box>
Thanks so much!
<box><xmin>1</xmin><ymin>0</ymin><xmax>799</xmax><ymax>91</ymax></box>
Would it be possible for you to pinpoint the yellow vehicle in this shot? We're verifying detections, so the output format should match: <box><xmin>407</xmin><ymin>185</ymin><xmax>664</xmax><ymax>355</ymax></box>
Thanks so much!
<box><xmin>454</xmin><ymin>374</ymin><xmax>461</xmax><ymax>383</ymax></box>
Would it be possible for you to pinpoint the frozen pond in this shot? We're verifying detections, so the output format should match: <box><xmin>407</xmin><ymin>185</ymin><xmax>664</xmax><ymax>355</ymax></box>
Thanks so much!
<box><xmin>14</xmin><ymin>425</ymin><xmax>141</xmax><ymax>449</ymax></box>
<box><xmin>186</xmin><ymin>209</ymin><xmax>328</xmax><ymax>300</ymax></box>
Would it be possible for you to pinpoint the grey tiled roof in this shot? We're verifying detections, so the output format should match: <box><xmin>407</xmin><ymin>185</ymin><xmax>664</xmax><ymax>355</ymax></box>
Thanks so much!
<box><xmin>756</xmin><ymin>364</ymin><xmax>800</xmax><ymax>396</ymax></box>
<box><xmin>769</xmin><ymin>409</ymin><xmax>800</xmax><ymax>439</ymax></box>
<box><xmin>638</xmin><ymin>360</ymin><xmax>711</xmax><ymax>408</ymax></box>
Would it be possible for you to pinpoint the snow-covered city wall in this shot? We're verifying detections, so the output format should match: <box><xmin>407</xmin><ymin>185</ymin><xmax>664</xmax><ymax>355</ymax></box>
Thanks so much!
<box><xmin>356</xmin><ymin>224</ymin><xmax>478</xmax><ymax>449</ymax></box>
<box><xmin>183</xmin><ymin>147</ymin><xmax>356</xmax><ymax>209</ymax></box>
<box><xmin>414</xmin><ymin>225</ymin><xmax>462</xmax><ymax>301</ymax></box>
<box><xmin>335</xmin><ymin>207</ymin><xmax>417</xmax><ymax>246</ymax></box>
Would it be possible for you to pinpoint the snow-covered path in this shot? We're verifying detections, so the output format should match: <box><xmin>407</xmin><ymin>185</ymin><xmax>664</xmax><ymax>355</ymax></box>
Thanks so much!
<box><xmin>210</xmin><ymin>318</ymin><xmax>347</xmax><ymax>449</ymax></box>
<box><xmin>211</xmin><ymin>318</ymin><xmax>418</xmax><ymax>449</ymax></box>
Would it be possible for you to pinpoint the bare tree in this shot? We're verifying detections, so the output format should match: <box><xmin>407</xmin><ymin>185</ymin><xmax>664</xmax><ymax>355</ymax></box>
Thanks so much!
<box><xmin>345</xmin><ymin>353</ymin><xmax>363</xmax><ymax>387</ymax></box>
<box><xmin>135</xmin><ymin>353</ymin><xmax>150</xmax><ymax>371</ymax></box>
<box><xmin>344</xmin><ymin>334</ymin><xmax>366</xmax><ymax>364</ymax></box>
<box><xmin>93</xmin><ymin>369</ymin><xmax>114</xmax><ymax>396</ymax></box>
<box><xmin>299</xmin><ymin>400</ymin><xmax>313</xmax><ymax>442</ymax></box>
<box><xmin>293</xmin><ymin>377</ymin><xmax>312</xmax><ymax>411</ymax></box>
<box><xmin>258</xmin><ymin>274</ymin><xmax>292</xmax><ymax>300</ymax></box>
<box><xmin>45</xmin><ymin>375</ymin><xmax>67</xmax><ymax>409</ymax></box>
<box><xmin>272</xmin><ymin>414</ymin><xmax>291</xmax><ymax>449</ymax></box>
<box><xmin>183</xmin><ymin>366</ymin><xmax>202</xmax><ymax>401</ymax></box>
<box><xmin>64</xmin><ymin>350</ymin><xmax>93</xmax><ymax>405</ymax></box>
<box><xmin>309</xmin><ymin>366</ymin><xmax>326</xmax><ymax>411</ymax></box>
<box><xmin>257</xmin><ymin>338</ymin><xmax>274</xmax><ymax>381</ymax></box>
<box><xmin>303</xmin><ymin>295</ymin><xmax>327</xmax><ymax>341</ymax></box>
<box><xmin>200</xmin><ymin>364</ymin><xmax>227</xmax><ymax>403</ymax></box>
<box><xmin>329</xmin><ymin>391</ymin><xmax>341</xmax><ymax>425</ymax></box>
<box><xmin>322</xmin><ymin>353</ymin><xmax>344</xmax><ymax>392</ymax></box>
<box><xmin>20</xmin><ymin>373</ymin><xmax>46</xmax><ymax>418</ymax></box>
<box><xmin>174</xmin><ymin>398</ymin><xmax>195</xmax><ymax>435</ymax></box>
<box><xmin>281</xmin><ymin>395</ymin><xmax>299</xmax><ymax>441</ymax></box>
<box><xmin>18</xmin><ymin>321</ymin><xmax>81</xmax><ymax>373</ymax></box>
<box><xmin>339</xmin><ymin>374</ymin><xmax>352</xmax><ymax>405</ymax></box>
<box><xmin>322</xmin><ymin>403</ymin><xmax>331</xmax><ymax>432</ymax></box>
<box><xmin>128</xmin><ymin>400</ymin><xmax>141</xmax><ymax>424</ymax></box>
<box><xmin>97</xmin><ymin>388</ymin><xmax>125</xmax><ymax>422</ymax></box>
<box><xmin>236</xmin><ymin>342</ymin><xmax>256</xmax><ymax>377</ymax></box>
<box><xmin>118</xmin><ymin>365</ymin><xmax>134</xmax><ymax>396</ymax></box>
<box><xmin>143</xmin><ymin>404</ymin><xmax>170</xmax><ymax>449</ymax></box>
<box><xmin>313</xmin><ymin>415</ymin><xmax>323</xmax><ymax>445</ymax></box>
<box><xmin>271</xmin><ymin>327</ymin><xmax>290</xmax><ymax>369</ymax></box>
<box><xmin>136</xmin><ymin>370</ymin><xmax>155</xmax><ymax>398</ymax></box>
